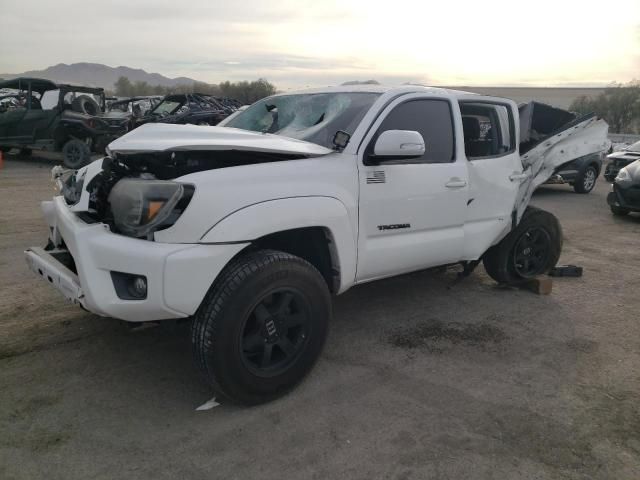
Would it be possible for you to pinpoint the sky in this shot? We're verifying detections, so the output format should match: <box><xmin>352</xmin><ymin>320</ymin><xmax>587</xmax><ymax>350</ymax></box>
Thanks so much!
<box><xmin>1</xmin><ymin>0</ymin><xmax>639</xmax><ymax>89</ymax></box>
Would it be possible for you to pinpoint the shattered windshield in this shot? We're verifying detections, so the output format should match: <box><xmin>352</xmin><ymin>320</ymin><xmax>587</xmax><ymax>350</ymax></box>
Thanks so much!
<box><xmin>225</xmin><ymin>92</ymin><xmax>381</xmax><ymax>149</ymax></box>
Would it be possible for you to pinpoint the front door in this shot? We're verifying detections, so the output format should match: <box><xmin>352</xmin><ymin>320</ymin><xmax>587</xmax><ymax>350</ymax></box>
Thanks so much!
<box><xmin>356</xmin><ymin>96</ymin><xmax>469</xmax><ymax>282</ymax></box>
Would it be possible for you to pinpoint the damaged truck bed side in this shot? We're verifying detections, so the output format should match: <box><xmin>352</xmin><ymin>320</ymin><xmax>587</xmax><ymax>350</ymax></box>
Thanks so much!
<box><xmin>25</xmin><ymin>85</ymin><xmax>609</xmax><ymax>404</ymax></box>
<box><xmin>520</xmin><ymin>102</ymin><xmax>608</xmax><ymax>194</ymax></box>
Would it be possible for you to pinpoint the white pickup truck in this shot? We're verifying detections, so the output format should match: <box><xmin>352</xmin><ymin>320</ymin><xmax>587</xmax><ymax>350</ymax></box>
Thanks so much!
<box><xmin>25</xmin><ymin>85</ymin><xmax>609</xmax><ymax>404</ymax></box>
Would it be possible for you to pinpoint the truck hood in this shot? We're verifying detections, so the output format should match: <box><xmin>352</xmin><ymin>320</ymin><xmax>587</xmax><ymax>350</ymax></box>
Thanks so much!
<box><xmin>107</xmin><ymin>123</ymin><xmax>334</xmax><ymax>157</ymax></box>
<box><xmin>607</xmin><ymin>150</ymin><xmax>640</xmax><ymax>161</ymax></box>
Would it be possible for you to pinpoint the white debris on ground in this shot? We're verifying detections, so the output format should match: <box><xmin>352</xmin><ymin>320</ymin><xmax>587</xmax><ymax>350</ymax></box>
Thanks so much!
<box><xmin>195</xmin><ymin>397</ymin><xmax>220</xmax><ymax>411</ymax></box>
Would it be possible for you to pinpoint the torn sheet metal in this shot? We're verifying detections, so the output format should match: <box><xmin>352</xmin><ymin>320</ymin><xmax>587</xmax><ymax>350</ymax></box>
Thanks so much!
<box><xmin>514</xmin><ymin>114</ymin><xmax>610</xmax><ymax>221</ymax></box>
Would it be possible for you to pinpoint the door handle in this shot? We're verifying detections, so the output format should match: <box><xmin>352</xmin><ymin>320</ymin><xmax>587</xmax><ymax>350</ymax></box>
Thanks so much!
<box><xmin>509</xmin><ymin>173</ymin><xmax>529</xmax><ymax>182</ymax></box>
<box><xmin>445</xmin><ymin>178</ymin><xmax>467</xmax><ymax>188</ymax></box>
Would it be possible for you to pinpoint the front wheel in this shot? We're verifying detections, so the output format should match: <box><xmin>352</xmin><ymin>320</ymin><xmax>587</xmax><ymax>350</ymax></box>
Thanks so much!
<box><xmin>191</xmin><ymin>250</ymin><xmax>331</xmax><ymax>405</ymax></box>
<box><xmin>483</xmin><ymin>207</ymin><xmax>562</xmax><ymax>284</ymax></box>
<box><xmin>62</xmin><ymin>139</ymin><xmax>91</xmax><ymax>169</ymax></box>
<box><xmin>574</xmin><ymin>165</ymin><xmax>598</xmax><ymax>194</ymax></box>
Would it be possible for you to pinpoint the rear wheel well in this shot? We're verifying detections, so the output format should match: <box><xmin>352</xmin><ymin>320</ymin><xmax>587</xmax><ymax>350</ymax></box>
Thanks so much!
<box><xmin>581</xmin><ymin>160</ymin><xmax>601</xmax><ymax>176</ymax></box>
<box><xmin>243</xmin><ymin>227</ymin><xmax>339</xmax><ymax>294</ymax></box>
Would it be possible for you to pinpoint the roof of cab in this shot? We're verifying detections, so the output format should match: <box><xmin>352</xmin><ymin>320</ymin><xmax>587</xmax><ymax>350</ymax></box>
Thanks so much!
<box><xmin>273</xmin><ymin>84</ymin><xmax>479</xmax><ymax>98</ymax></box>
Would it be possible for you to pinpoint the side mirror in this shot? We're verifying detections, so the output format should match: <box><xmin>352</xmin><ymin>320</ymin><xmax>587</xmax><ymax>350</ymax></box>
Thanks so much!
<box><xmin>368</xmin><ymin>130</ymin><xmax>425</xmax><ymax>164</ymax></box>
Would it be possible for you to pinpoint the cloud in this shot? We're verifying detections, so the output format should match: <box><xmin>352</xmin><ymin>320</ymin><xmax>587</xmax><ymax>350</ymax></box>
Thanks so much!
<box><xmin>1</xmin><ymin>0</ymin><xmax>639</xmax><ymax>88</ymax></box>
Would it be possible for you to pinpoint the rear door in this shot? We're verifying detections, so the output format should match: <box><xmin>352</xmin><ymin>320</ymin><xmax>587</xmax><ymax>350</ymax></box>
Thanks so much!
<box><xmin>356</xmin><ymin>95</ymin><xmax>469</xmax><ymax>282</ymax></box>
<box><xmin>458</xmin><ymin>100</ymin><xmax>522</xmax><ymax>260</ymax></box>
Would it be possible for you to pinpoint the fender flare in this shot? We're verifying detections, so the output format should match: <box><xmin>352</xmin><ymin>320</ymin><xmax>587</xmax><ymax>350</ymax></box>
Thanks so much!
<box><xmin>199</xmin><ymin>196</ymin><xmax>357</xmax><ymax>293</ymax></box>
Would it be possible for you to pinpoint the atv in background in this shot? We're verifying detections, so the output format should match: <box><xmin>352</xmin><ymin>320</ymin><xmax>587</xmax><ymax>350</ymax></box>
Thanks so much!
<box><xmin>133</xmin><ymin>93</ymin><xmax>241</xmax><ymax>128</ymax></box>
<box><xmin>0</xmin><ymin>77</ymin><xmax>130</xmax><ymax>168</ymax></box>
<box><xmin>106</xmin><ymin>96</ymin><xmax>163</xmax><ymax>128</ymax></box>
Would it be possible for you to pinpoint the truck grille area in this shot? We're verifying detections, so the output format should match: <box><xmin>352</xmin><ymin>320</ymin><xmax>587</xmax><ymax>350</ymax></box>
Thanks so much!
<box><xmin>46</xmin><ymin>236</ymin><xmax>78</xmax><ymax>275</ymax></box>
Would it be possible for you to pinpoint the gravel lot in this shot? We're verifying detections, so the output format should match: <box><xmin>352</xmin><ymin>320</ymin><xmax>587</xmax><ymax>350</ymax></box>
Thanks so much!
<box><xmin>1</xmin><ymin>156</ymin><xmax>639</xmax><ymax>480</ymax></box>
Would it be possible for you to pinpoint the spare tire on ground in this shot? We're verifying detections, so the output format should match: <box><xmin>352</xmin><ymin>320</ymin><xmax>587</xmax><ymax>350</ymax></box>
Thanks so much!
<box><xmin>71</xmin><ymin>95</ymin><xmax>100</xmax><ymax>116</ymax></box>
<box><xmin>62</xmin><ymin>139</ymin><xmax>91</xmax><ymax>169</ymax></box>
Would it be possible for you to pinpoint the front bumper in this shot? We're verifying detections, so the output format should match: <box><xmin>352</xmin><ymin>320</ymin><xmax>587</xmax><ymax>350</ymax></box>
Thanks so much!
<box><xmin>604</xmin><ymin>164</ymin><xmax>621</xmax><ymax>182</ymax></box>
<box><xmin>607</xmin><ymin>184</ymin><xmax>640</xmax><ymax>212</ymax></box>
<box><xmin>25</xmin><ymin>196</ymin><xmax>247</xmax><ymax>322</ymax></box>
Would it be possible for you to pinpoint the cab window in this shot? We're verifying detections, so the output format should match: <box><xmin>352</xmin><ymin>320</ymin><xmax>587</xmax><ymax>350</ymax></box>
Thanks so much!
<box><xmin>367</xmin><ymin>99</ymin><xmax>455</xmax><ymax>164</ymax></box>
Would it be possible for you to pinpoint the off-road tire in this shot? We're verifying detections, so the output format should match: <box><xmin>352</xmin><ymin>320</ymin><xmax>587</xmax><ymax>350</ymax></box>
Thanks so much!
<box><xmin>573</xmin><ymin>165</ymin><xmax>598</xmax><ymax>194</ymax></box>
<box><xmin>610</xmin><ymin>205</ymin><xmax>629</xmax><ymax>216</ymax></box>
<box><xmin>191</xmin><ymin>250</ymin><xmax>331</xmax><ymax>405</ymax></box>
<box><xmin>483</xmin><ymin>206</ymin><xmax>562</xmax><ymax>284</ymax></box>
<box><xmin>71</xmin><ymin>95</ymin><xmax>100</xmax><ymax>116</ymax></box>
<box><xmin>62</xmin><ymin>139</ymin><xmax>91</xmax><ymax>169</ymax></box>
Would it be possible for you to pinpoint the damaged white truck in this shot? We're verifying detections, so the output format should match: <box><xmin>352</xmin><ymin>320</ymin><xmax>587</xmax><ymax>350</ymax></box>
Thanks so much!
<box><xmin>25</xmin><ymin>86</ymin><xmax>609</xmax><ymax>404</ymax></box>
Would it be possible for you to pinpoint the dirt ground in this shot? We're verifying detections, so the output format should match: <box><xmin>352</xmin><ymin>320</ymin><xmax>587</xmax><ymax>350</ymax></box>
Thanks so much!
<box><xmin>1</xmin><ymin>156</ymin><xmax>639</xmax><ymax>480</ymax></box>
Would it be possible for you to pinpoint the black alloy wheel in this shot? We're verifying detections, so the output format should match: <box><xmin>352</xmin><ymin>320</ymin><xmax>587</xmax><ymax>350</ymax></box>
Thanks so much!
<box><xmin>512</xmin><ymin>227</ymin><xmax>552</xmax><ymax>278</ymax></box>
<box><xmin>240</xmin><ymin>289</ymin><xmax>311</xmax><ymax>377</ymax></box>
<box><xmin>191</xmin><ymin>249</ymin><xmax>331</xmax><ymax>404</ymax></box>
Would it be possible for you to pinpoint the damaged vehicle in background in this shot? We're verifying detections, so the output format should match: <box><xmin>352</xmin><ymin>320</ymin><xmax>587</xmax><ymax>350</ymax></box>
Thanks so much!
<box><xmin>607</xmin><ymin>159</ymin><xmax>640</xmax><ymax>216</ymax></box>
<box><xmin>133</xmin><ymin>93</ymin><xmax>241</xmax><ymax>128</ymax></box>
<box><xmin>106</xmin><ymin>96</ymin><xmax>163</xmax><ymax>128</ymax></box>
<box><xmin>0</xmin><ymin>78</ymin><xmax>129</xmax><ymax>168</ymax></box>
<box><xmin>25</xmin><ymin>85</ymin><xmax>609</xmax><ymax>405</ymax></box>
<box><xmin>604</xmin><ymin>140</ymin><xmax>640</xmax><ymax>182</ymax></box>
<box><xmin>519</xmin><ymin>102</ymin><xmax>606</xmax><ymax>193</ymax></box>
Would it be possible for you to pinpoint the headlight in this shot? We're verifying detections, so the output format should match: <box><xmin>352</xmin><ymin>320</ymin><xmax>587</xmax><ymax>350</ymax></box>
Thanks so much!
<box><xmin>615</xmin><ymin>168</ymin><xmax>631</xmax><ymax>183</ymax></box>
<box><xmin>108</xmin><ymin>179</ymin><xmax>194</xmax><ymax>238</ymax></box>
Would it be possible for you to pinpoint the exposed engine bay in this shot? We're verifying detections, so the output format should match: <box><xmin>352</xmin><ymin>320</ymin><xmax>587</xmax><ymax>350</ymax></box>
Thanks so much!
<box><xmin>59</xmin><ymin>149</ymin><xmax>311</xmax><ymax>237</ymax></box>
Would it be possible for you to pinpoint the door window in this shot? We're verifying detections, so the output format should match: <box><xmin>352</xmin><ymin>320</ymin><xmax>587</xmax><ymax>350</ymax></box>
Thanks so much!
<box><xmin>460</xmin><ymin>102</ymin><xmax>515</xmax><ymax>159</ymax></box>
<box><xmin>367</xmin><ymin>99</ymin><xmax>455</xmax><ymax>164</ymax></box>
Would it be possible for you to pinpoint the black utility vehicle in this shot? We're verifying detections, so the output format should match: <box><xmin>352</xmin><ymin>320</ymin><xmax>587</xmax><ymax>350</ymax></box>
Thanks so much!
<box><xmin>607</xmin><ymin>159</ymin><xmax>640</xmax><ymax>216</ymax></box>
<box><xmin>134</xmin><ymin>93</ymin><xmax>240</xmax><ymax>128</ymax></box>
<box><xmin>107</xmin><ymin>96</ymin><xmax>163</xmax><ymax>127</ymax></box>
<box><xmin>0</xmin><ymin>77</ymin><xmax>129</xmax><ymax>168</ymax></box>
<box><xmin>545</xmin><ymin>152</ymin><xmax>603</xmax><ymax>194</ymax></box>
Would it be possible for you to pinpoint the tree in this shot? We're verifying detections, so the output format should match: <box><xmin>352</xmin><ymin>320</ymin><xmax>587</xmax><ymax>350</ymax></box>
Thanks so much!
<box><xmin>132</xmin><ymin>81</ymin><xmax>150</xmax><ymax>96</ymax></box>
<box><xmin>110</xmin><ymin>76</ymin><xmax>277</xmax><ymax>104</ymax></box>
<box><xmin>114</xmin><ymin>76</ymin><xmax>134</xmax><ymax>97</ymax></box>
<box><xmin>341</xmin><ymin>80</ymin><xmax>380</xmax><ymax>85</ymax></box>
<box><xmin>218</xmin><ymin>79</ymin><xmax>277</xmax><ymax>104</ymax></box>
<box><xmin>570</xmin><ymin>81</ymin><xmax>640</xmax><ymax>134</ymax></box>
